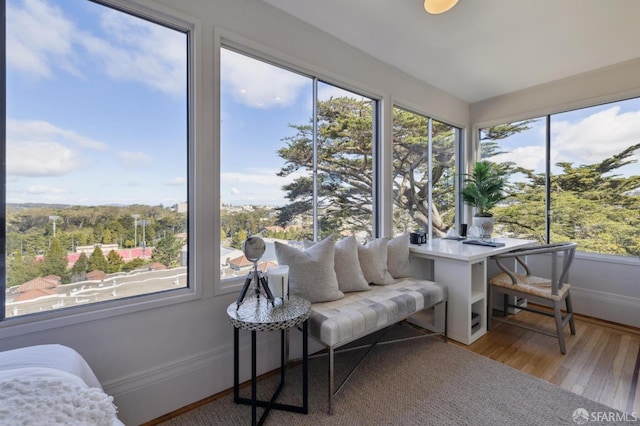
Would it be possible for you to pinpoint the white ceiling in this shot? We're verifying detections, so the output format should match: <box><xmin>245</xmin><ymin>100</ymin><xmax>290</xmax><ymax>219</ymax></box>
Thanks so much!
<box><xmin>261</xmin><ymin>0</ymin><xmax>640</xmax><ymax>103</ymax></box>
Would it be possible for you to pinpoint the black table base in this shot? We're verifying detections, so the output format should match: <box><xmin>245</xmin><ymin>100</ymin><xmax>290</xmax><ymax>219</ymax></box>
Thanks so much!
<box><xmin>233</xmin><ymin>321</ymin><xmax>308</xmax><ymax>425</ymax></box>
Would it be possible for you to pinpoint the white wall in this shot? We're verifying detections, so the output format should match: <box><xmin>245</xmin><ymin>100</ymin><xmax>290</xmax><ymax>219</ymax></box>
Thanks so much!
<box><xmin>3</xmin><ymin>1</ymin><xmax>638</xmax><ymax>424</ymax></box>
<box><xmin>470</xmin><ymin>59</ymin><xmax>640</xmax><ymax>330</ymax></box>
<box><xmin>0</xmin><ymin>0</ymin><xmax>469</xmax><ymax>424</ymax></box>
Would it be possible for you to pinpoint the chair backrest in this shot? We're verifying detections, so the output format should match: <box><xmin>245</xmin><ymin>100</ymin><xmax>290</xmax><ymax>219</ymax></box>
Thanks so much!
<box><xmin>492</xmin><ymin>242</ymin><xmax>577</xmax><ymax>296</ymax></box>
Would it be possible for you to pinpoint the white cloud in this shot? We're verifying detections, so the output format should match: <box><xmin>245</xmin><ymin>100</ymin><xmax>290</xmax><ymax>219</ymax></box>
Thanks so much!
<box><xmin>221</xmin><ymin>48</ymin><xmax>309</xmax><ymax>109</ymax></box>
<box><xmin>222</xmin><ymin>167</ymin><xmax>301</xmax><ymax>186</ymax></box>
<box><xmin>551</xmin><ymin>106</ymin><xmax>640</xmax><ymax>164</ymax></box>
<box><xmin>7</xmin><ymin>0</ymin><xmax>186</xmax><ymax>96</ymax></box>
<box><xmin>79</xmin><ymin>9</ymin><xmax>187</xmax><ymax>96</ymax></box>
<box><xmin>8</xmin><ymin>140</ymin><xmax>80</xmax><ymax>176</ymax></box>
<box><xmin>167</xmin><ymin>177</ymin><xmax>186</xmax><ymax>186</ymax></box>
<box><xmin>118</xmin><ymin>151</ymin><xmax>152</xmax><ymax>168</ymax></box>
<box><xmin>6</xmin><ymin>119</ymin><xmax>107</xmax><ymax>176</ymax></box>
<box><xmin>490</xmin><ymin>145</ymin><xmax>546</xmax><ymax>172</ymax></box>
<box><xmin>26</xmin><ymin>185</ymin><xmax>65</xmax><ymax>195</ymax></box>
<box><xmin>221</xmin><ymin>167</ymin><xmax>305</xmax><ymax>205</ymax></box>
<box><xmin>8</xmin><ymin>119</ymin><xmax>107</xmax><ymax>150</ymax></box>
<box><xmin>6</xmin><ymin>0</ymin><xmax>77</xmax><ymax>78</ymax></box>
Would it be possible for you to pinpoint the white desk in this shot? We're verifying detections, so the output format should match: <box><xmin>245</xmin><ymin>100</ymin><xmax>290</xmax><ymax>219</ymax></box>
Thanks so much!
<box><xmin>409</xmin><ymin>237</ymin><xmax>536</xmax><ymax>345</ymax></box>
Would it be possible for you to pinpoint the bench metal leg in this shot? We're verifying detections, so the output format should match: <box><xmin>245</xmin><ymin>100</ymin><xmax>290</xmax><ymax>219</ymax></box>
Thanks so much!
<box><xmin>443</xmin><ymin>300</ymin><xmax>448</xmax><ymax>342</ymax></box>
<box><xmin>328</xmin><ymin>346</ymin><xmax>334</xmax><ymax>415</ymax></box>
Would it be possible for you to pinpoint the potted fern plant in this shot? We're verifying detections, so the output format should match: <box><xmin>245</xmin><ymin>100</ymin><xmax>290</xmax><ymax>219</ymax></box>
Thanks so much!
<box><xmin>461</xmin><ymin>160</ymin><xmax>506</xmax><ymax>239</ymax></box>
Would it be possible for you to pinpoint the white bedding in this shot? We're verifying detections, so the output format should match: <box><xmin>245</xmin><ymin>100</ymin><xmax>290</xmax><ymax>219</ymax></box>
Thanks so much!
<box><xmin>0</xmin><ymin>344</ymin><xmax>124</xmax><ymax>426</ymax></box>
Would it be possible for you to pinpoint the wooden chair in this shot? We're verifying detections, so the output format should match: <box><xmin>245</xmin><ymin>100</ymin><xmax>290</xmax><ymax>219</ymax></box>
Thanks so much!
<box><xmin>488</xmin><ymin>242</ymin><xmax>577</xmax><ymax>354</ymax></box>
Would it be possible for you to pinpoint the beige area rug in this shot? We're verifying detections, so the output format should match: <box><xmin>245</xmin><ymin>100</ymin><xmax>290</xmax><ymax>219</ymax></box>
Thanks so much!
<box><xmin>161</xmin><ymin>324</ymin><xmax>624</xmax><ymax>425</ymax></box>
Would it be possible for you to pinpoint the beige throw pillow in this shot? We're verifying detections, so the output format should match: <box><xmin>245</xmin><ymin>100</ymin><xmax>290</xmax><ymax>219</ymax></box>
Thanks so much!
<box><xmin>334</xmin><ymin>236</ymin><xmax>371</xmax><ymax>292</ymax></box>
<box><xmin>387</xmin><ymin>233</ymin><xmax>413</xmax><ymax>278</ymax></box>
<box><xmin>275</xmin><ymin>237</ymin><xmax>344</xmax><ymax>303</ymax></box>
<box><xmin>304</xmin><ymin>236</ymin><xmax>370</xmax><ymax>293</ymax></box>
<box><xmin>357</xmin><ymin>238</ymin><xmax>395</xmax><ymax>285</ymax></box>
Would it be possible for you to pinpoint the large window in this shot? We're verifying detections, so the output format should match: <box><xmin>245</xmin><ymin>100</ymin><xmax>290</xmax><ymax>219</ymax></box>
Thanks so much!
<box><xmin>3</xmin><ymin>0</ymin><xmax>190</xmax><ymax>319</ymax></box>
<box><xmin>481</xmin><ymin>98</ymin><xmax>640</xmax><ymax>256</ymax></box>
<box><xmin>220</xmin><ymin>48</ymin><xmax>377</xmax><ymax>279</ymax></box>
<box><xmin>392</xmin><ymin>107</ymin><xmax>459</xmax><ymax>238</ymax></box>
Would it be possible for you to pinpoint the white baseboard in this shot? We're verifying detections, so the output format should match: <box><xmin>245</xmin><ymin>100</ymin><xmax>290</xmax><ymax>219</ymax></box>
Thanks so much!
<box><xmin>103</xmin><ymin>344</ymin><xmax>234</xmax><ymax>425</ymax></box>
<box><xmin>101</xmin><ymin>328</ymin><xmax>320</xmax><ymax>425</ymax></box>
<box><xmin>570</xmin><ymin>287</ymin><xmax>640</xmax><ymax>328</ymax></box>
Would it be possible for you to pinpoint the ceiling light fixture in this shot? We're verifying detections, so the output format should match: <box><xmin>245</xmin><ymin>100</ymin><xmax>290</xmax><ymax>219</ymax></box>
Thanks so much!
<box><xmin>424</xmin><ymin>0</ymin><xmax>459</xmax><ymax>14</ymax></box>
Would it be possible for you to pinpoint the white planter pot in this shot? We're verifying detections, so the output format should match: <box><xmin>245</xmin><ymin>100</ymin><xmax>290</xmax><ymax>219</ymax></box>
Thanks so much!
<box><xmin>472</xmin><ymin>216</ymin><xmax>495</xmax><ymax>240</ymax></box>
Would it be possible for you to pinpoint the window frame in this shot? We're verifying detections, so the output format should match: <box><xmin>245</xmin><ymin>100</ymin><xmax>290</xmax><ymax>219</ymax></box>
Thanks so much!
<box><xmin>390</xmin><ymin>104</ymin><xmax>464</xmax><ymax>238</ymax></box>
<box><xmin>0</xmin><ymin>0</ymin><xmax>200</xmax><ymax>334</ymax></box>
<box><xmin>474</xmin><ymin>96</ymin><xmax>640</xmax><ymax>260</ymax></box>
<box><xmin>216</xmin><ymin>36</ymin><xmax>384</xmax><ymax>295</ymax></box>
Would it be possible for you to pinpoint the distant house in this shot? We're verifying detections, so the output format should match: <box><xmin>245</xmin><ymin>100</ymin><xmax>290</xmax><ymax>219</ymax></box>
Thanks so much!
<box><xmin>86</xmin><ymin>270</ymin><xmax>106</xmax><ymax>281</ymax></box>
<box><xmin>17</xmin><ymin>276</ymin><xmax>60</xmax><ymax>293</ymax></box>
<box><xmin>147</xmin><ymin>263</ymin><xmax>167</xmax><ymax>271</ymax></box>
<box><xmin>228</xmin><ymin>255</ymin><xmax>253</xmax><ymax>272</ymax></box>
<box><xmin>14</xmin><ymin>288</ymin><xmax>58</xmax><ymax>302</ymax></box>
<box><xmin>15</xmin><ymin>276</ymin><xmax>61</xmax><ymax>302</ymax></box>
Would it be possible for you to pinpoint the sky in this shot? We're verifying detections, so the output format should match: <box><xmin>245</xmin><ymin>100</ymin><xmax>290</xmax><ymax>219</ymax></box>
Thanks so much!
<box><xmin>6</xmin><ymin>0</ymin><xmax>187</xmax><ymax>206</ymax></box>
<box><xmin>220</xmin><ymin>48</ymin><xmax>368</xmax><ymax>206</ymax></box>
<box><xmin>7</xmin><ymin>0</ymin><xmax>640</xmax><ymax>208</ymax></box>
<box><xmin>486</xmin><ymin>99</ymin><xmax>640</xmax><ymax>179</ymax></box>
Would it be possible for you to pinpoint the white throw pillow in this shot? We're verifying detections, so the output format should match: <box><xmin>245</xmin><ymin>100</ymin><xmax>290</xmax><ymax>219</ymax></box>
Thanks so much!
<box><xmin>304</xmin><ymin>236</ymin><xmax>370</xmax><ymax>293</ymax></box>
<box><xmin>357</xmin><ymin>238</ymin><xmax>395</xmax><ymax>285</ymax></box>
<box><xmin>335</xmin><ymin>236</ymin><xmax>371</xmax><ymax>292</ymax></box>
<box><xmin>387</xmin><ymin>233</ymin><xmax>413</xmax><ymax>279</ymax></box>
<box><xmin>275</xmin><ymin>237</ymin><xmax>344</xmax><ymax>303</ymax></box>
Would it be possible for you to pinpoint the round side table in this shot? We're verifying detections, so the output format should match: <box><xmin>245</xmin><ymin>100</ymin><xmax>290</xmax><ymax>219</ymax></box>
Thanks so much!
<box><xmin>227</xmin><ymin>295</ymin><xmax>311</xmax><ymax>426</ymax></box>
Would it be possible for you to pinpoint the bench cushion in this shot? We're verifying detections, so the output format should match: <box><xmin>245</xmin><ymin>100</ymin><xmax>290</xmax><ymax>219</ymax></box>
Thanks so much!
<box><xmin>309</xmin><ymin>278</ymin><xmax>447</xmax><ymax>347</ymax></box>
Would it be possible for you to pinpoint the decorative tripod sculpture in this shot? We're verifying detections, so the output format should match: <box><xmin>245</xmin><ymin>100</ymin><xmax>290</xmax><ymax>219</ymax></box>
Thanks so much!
<box><xmin>236</xmin><ymin>235</ymin><xmax>275</xmax><ymax>309</ymax></box>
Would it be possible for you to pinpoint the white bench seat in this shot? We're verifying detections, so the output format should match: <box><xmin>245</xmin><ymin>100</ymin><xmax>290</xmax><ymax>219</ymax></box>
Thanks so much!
<box><xmin>308</xmin><ymin>278</ymin><xmax>447</xmax><ymax>413</ymax></box>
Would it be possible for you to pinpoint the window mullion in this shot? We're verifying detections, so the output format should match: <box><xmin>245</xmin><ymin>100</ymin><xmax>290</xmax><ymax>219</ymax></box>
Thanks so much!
<box><xmin>312</xmin><ymin>78</ymin><xmax>319</xmax><ymax>241</ymax></box>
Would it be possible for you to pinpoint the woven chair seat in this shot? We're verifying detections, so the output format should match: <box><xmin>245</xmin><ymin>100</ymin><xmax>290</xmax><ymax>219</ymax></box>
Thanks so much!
<box><xmin>490</xmin><ymin>272</ymin><xmax>570</xmax><ymax>302</ymax></box>
<box><xmin>488</xmin><ymin>242</ymin><xmax>577</xmax><ymax>354</ymax></box>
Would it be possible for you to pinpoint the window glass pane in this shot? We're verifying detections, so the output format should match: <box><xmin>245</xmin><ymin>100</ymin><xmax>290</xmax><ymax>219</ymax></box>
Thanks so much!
<box><xmin>4</xmin><ymin>0</ymin><xmax>189</xmax><ymax>318</ymax></box>
<box><xmin>431</xmin><ymin>120</ymin><xmax>457</xmax><ymax>238</ymax></box>
<box><xmin>219</xmin><ymin>50</ymin><xmax>378</xmax><ymax>280</ymax></box>
<box><xmin>316</xmin><ymin>82</ymin><xmax>375</xmax><ymax>241</ymax></box>
<box><xmin>550</xmin><ymin>100</ymin><xmax>640</xmax><ymax>256</ymax></box>
<box><xmin>392</xmin><ymin>107</ymin><xmax>458</xmax><ymax>238</ymax></box>
<box><xmin>480</xmin><ymin>119</ymin><xmax>546</xmax><ymax>241</ymax></box>
<box><xmin>219</xmin><ymin>48</ymin><xmax>312</xmax><ymax>280</ymax></box>
<box><xmin>392</xmin><ymin>107</ymin><xmax>428</xmax><ymax>236</ymax></box>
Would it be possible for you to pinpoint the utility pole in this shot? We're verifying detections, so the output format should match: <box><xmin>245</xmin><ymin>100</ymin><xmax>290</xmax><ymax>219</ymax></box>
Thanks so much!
<box><xmin>131</xmin><ymin>214</ymin><xmax>140</xmax><ymax>247</ymax></box>
<box><xmin>49</xmin><ymin>216</ymin><xmax>60</xmax><ymax>238</ymax></box>
<box><xmin>140</xmin><ymin>220</ymin><xmax>151</xmax><ymax>259</ymax></box>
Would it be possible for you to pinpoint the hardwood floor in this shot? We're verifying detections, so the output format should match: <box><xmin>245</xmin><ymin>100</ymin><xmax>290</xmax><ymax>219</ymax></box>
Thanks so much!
<box><xmin>461</xmin><ymin>309</ymin><xmax>640</xmax><ymax>415</ymax></box>
<box><xmin>145</xmin><ymin>310</ymin><xmax>639</xmax><ymax>424</ymax></box>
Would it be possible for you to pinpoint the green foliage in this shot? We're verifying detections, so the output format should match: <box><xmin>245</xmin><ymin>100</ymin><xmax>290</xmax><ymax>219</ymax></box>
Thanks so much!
<box><xmin>461</xmin><ymin>161</ymin><xmax>507</xmax><ymax>217</ymax></box>
<box><xmin>392</xmin><ymin>108</ymin><xmax>457</xmax><ymax>235</ymax></box>
<box><xmin>88</xmin><ymin>246</ymin><xmax>108</xmax><ymax>272</ymax></box>
<box><xmin>5</xmin><ymin>204</ymin><xmax>186</xmax><ymax>256</ymax></box>
<box><xmin>40</xmin><ymin>238</ymin><xmax>69</xmax><ymax>282</ymax></box>
<box><xmin>4</xmin><ymin>204</ymin><xmax>188</xmax><ymax>286</ymax></box>
<box><xmin>231</xmin><ymin>230</ymin><xmax>248</xmax><ymax>250</ymax></box>
<box><xmin>71</xmin><ymin>252</ymin><xmax>89</xmax><ymax>275</ymax></box>
<box><xmin>277</xmin><ymin>97</ymin><xmax>375</xmax><ymax>239</ymax></box>
<box><xmin>489</xmin><ymin>138</ymin><xmax>640</xmax><ymax>256</ymax></box>
<box><xmin>151</xmin><ymin>234</ymin><xmax>183</xmax><ymax>267</ymax></box>
<box><xmin>106</xmin><ymin>250</ymin><xmax>125</xmax><ymax>273</ymax></box>
<box><xmin>277</xmin><ymin>101</ymin><xmax>523</xmax><ymax>238</ymax></box>
<box><xmin>6</xmin><ymin>250</ymin><xmax>39</xmax><ymax>287</ymax></box>
<box><xmin>122</xmin><ymin>257</ymin><xmax>144</xmax><ymax>272</ymax></box>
